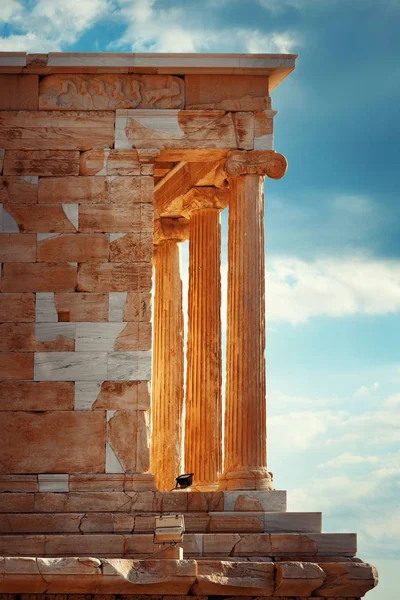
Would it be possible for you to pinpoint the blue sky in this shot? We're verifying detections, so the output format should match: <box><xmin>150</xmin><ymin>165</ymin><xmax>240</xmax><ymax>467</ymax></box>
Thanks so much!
<box><xmin>1</xmin><ymin>0</ymin><xmax>399</xmax><ymax>597</ymax></box>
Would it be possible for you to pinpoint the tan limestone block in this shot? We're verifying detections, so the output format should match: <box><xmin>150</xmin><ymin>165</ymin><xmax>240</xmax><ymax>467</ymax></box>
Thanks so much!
<box><xmin>0</xmin><ymin>411</ymin><xmax>106</xmax><ymax>473</ymax></box>
<box><xmin>122</xmin><ymin>292</ymin><xmax>152</xmax><ymax>322</ymax></box>
<box><xmin>1</xmin><ymin>263</ymin><xmax>76</xmax><ymax>292</ymax></box>
<box><xmin>185</xmin><ymin>75</ymin><xmax>270</xmax><ymax>111</ymax></box>
<box><xmin>0</xmin><ymin>75</ymin><xmax>39</xmax><ymax>110</ymax></box>
<box><xmin>187</xmin><ymin>491</ymin><xmax>224</xmax><ymax>512</ymax></box>
<box><xmin>37</xmin><ymin>556</ymin><xmax>102</xmax><ymax>575</ymax></box>
<box><xmin>38</xmin><ymin>176</ymin><xmax>109</xmax><ymax>204</ymax></box>
<box><xmin>0</xmin><ymin>352</ymin><xmax>33</xmax><ymax>380</ymax></box>
<box><xmin>233</xmin><ymin>111</ymin><xmax>255</xmax><ymax>150</ymax></box>
<box><xmin>0</xmin><ymin>149</ymin><xmax>4</xmax><ymax>174</ymax></box>
<box><xmin>54</xmin><ymin>293</ymin><xmax>108</xmax><ymax>322</ymax></box>
<box><xmin>114</xmin><ymin>323</ymin><xmax>152</xmax><ymax>351</ymax></box>
<box><xmin>0</xmin><ymin>176</ymin><xmax>38</xmax><ymax>203</ymax></box>
<box><xmin>108</xmin><ymin>409</ymin><xmax>150</xmax><ymax>472</ymax></box>
<box><xmin>202</xmin><ymin>533</ymin><xmax>241</xmax><ymax>556</ymax></box>
<box><xmin>0</xmin><ymin>323</ymin><xmax>74</xmax><ymax>352</ymax></box>
<box><xmin>316</xmin><ymin>561</ymin><xmax>378</xmax><ymax>597</ymax></box>
<box><xmin>4</xmin><ymin>150</ymin><xmax>80</xmax><ymax>176</ymax></box>
<box><xmin>0</xmin><ymin>233</ymin><xmax>36</xmax><ymax>261</ymax></box>
<box><xmin>44</xmin><ymin>533</ymin><xmax>124</xmax><ymax>556</ymax></box>
<box><xmin>124</xmin><ymin>473</ymin><xmax>156</xmax><ymax>491</ymax></box>
<box><xmin>79</xmin><ymin>512</ymin><xmax>136</xmax><ymax>533</ymax></box>
<box><xmin>270</xmin><ymin>533</ymin><xmax>317</xmax><ymax>556</ymax></box>
<box><xmin>110</xmin><ymin>232</ymin><xmax>153</xmax><ymax>262</ymax></box>
<box><xmin>33</xmin><ymin>491</ymin><xmax>134</xmax><ymax>513</ymax></box>
<box><xmin>3</xmin><ymin>204</ymin><xmax>77</xmax><ymax>232</ymax></box>
<box><xmin>109</xmin><ymin>176</ymin><xmax>143</xmax><ymax>204</ymax></box>
<box><xmin>0</xmin><ymin>475</ymin><xmax>38</xmax><ymax>492</ymax></box>
<box><xmin>116</xmin><ymin>109</ymin><xmax>236</xmax><ymax>150</ymax></box>
<box><xmin>79</xmin><ymin>204</ymin><xmax>153</xmax><ymax>233</ymax></box>
<box><xmin>37</xmin><ymin>233</ymin><xmax>109</xmax><ymax>262</ymax></box>
<box><xmin>80</xmin><ymin>149</ymin><xmax>141</xmax><ymax>176</ymax></box>
<box><xmin>0</xmin><ymin>513</ymin><xmax>81</xmax><ymax>534</ymax></box>
<box><xmin>193</xmin><ymin>560</ymin><xmax>275</xmax><ymax>596</ymax></box>
<box><xmin>77</xmin><ymin>263</ymin><xmax>152</xmax><ymax>293</ymax></box>
<box><xmin>274</xmin><ymin>561</ymin><xmax>326</xmax><ymax>596</ymax></box>
<box><xmin>92</xmin><ymin>381</ymin><xmax>151</xmax><ymax>411</ymax></box>
<box><xmin>154</xmin><ymin>490</ymin><xmax>188</xmax><ymax>513</ymax></box>
<box><xmin>39</xmin><ymin>74</ymin><xmax>184</xmax><ymax>110</ymax></box>
<box><xmin>254</xmin><ymin>111</ymin><xmax>275</xmax><ymax>149</ymax></box>
<box><xmin>0</xmin><ymin>381</ymin><xmax>74</xmax><ymax>410</ymax></box>
<box><xmin>0</xmin><ymin>111</ymin><xmax>114</xmax><ymax>150</ymax></box>
<box><xmin>0</xmin><ymin>535</ymin><xmax>45</xmax><ymax>557</ymax></box>
<box><xmin>0</xmin><ymin>493</ymin><xmax>34</xmax><ymax>513</ymax></box>
<box><xmin>69</xmin><ymin>474</ymin><xmax>125</xmax><ymax>492</ymax></box>
<box><xmin>209</xmin><ymin>513</ymin><xmax>264</xmax><ymax>533</ymax></box>
<box><xmin>0</xmin><ymin>293</ymin><xmax>35</xmax><ymax>322</ymax></box>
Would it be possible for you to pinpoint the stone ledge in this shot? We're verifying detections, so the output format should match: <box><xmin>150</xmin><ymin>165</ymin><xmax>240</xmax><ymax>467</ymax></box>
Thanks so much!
<box><xmin>0</xmin><ymin>556</ymin><xmax>378</xmax><ymax>597</ymax></box>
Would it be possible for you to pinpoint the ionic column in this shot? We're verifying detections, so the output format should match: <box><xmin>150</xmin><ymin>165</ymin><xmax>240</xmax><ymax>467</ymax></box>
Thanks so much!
<box><xmin>221</xmin><ymin>151</ymin><xmax>288</xmax><ymax>491</ymax></box>
<box><xmin>151</xmin><ymin>218</ymin><xmax>189</xmax><ymax>491</ymax></box>
<box><xmin>183</xmin><ymin>187</ymin><xmax>229</xmax><ymax>490</ymax></box>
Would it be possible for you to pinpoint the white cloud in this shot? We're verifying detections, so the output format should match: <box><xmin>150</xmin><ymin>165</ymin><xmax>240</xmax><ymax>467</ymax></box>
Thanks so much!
<box><xmin>318</xmin><ymin>452</ymin><xmax>380</xmax><ymax>469</ymax></box>
<box><xmin>110</xmin><ymin>0</ymin><xmax>299</xmax><ymax>53</ymax></box>
<box><xmin>354</xmin><ymin>382</ymin><xmax>380</xmax><ymax>397</ymax></box>
<box><xmin>267</xmin><ymin>256</ymin><xmax>400</xmax><ymax>323</ymax></box>
<box><xmin>0</xmin><ymin>0</ymin><xmax>110</xmax><ymax>51</ymax></box>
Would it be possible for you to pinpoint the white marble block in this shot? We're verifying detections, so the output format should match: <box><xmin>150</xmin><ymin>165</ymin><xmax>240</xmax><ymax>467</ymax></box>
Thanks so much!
<box><xmin>35</xmin><ymin>323</ymin><xmax>75</xmax><ymax>341</ymax></box>
<box><xmin>105</xmin><ymin>442</ymin><xmax>124</xmax><ymax>473</ymax></box>
<box><xmin>36</xmin><ymin>293</ymin><xmax>58</xmax><ymax>322</ymax></box>
<box><xmin>34</xmin><ymin>352</ymin><xmax>108</xmax><ymax>381</ymax></box>
<box><xmin>107</xmin><ymin>351</ymin><xmax>152</xmax><ymax>381</ymax></box>
<box><xmin>74</xmin><ymin>381</ymin><xmax>103</xmax><ymax>410</ymax></box>
<box><xmin>108</xmin><ymin>292</ymin><xmax>127</xmax><ymax>322</ymax></box>
<box><xmin>38</xmin><ymin>474</ymin><xmax>69</xmax><ymax>492</ymax></box>
<box><xmin>75</xmin><ymin>322</ymin><xmax>126</xmax><ymax>351</ymax></box>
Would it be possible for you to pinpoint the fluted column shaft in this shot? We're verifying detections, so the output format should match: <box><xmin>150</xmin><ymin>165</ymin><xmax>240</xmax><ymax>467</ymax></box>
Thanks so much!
<box><xmin>151</xmin><ymin>240</ymin><xmax>184</xmax><ymax>491</ymax></box>
<box><xmin>185</xmin><ymin>208</ymin><xmax>222</xmax><ymax>490</ymax></box>
<box><xmin>223</xmin><ymin>174</ymin><xmax>272</xmax><ymax>490</ymax></box>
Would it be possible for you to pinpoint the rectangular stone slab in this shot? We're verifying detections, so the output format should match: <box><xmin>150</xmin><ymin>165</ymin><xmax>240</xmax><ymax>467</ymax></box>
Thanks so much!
<box><xmin>0</xmin><ymin>381</ymin><xmax>74</xmax><ymax>411</ymax></box>
<box><xmin>37</xmin><ymin>233</ymin><xmax>109</xmax><ymax>262</ymax></box>
<box><xmin>115</xmin><ymin>109</ymin><xmax>237</xmax><ymax>149</ymax></box>
<box><xmin>0</xmin><ymin>176</ymin><xmax>38</xmax><ymax>203</ymax></box>
<box><xmin>0</xmin><ymin>263</ymin><xmax>77</xmax><ymax>292</ymax></box>
<box><xmin>0</xmin><ymin>411</ymin><xmax>106</xmax><ymax>473</ymax></box>
<box><xmin>0</xmin><ymin>293</ymin><xmax>35</xmax><ymax>322</ymax></box>
<box><xmin>0</xmin><ymin>74</ymin><xmax>39</xmax><ymax>110</ymax></box>
<box><xmin>0</xmin><ymin>111</ymin><xmax>114</xmax><ymax>150</ymax></box>
<box><xmin>4</xmin><ymin>150</ymin><xmax>80</xmax><ymax>176</ymax></box>
<box><xmin>0</xmin><ymin>234</ymin><xmax>36</xmax><ymax>262</ymax></box>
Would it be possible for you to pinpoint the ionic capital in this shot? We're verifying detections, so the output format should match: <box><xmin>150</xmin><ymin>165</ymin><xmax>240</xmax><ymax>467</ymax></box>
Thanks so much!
<box><xmin>182</xmin><ymin>187</ymin><xmax>229</xmax><ymax>218</ymax></box>
<box><xmin>224</xmin><ymin>150</ymin><xmax>288</xmax><ymax>180</ymax></box>
<box><xmin>153</xmin><ymin>217</ymin><xmax>189</xmax><ymax>245</ymax></box>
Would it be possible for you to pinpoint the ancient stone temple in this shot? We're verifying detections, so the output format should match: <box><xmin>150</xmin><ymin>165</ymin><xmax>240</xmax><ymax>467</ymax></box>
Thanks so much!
<box><xmin>0</xmin><ymin>52</ymin><xmax>377</xmax><ymax>599</ymax></box>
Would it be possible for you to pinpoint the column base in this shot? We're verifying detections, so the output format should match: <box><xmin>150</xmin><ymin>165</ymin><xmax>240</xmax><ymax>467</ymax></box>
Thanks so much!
<box><xmin>219</xmin><ymin>468</ymin><xmax>274</xmax><ymax>491</ymax></box>
<box><xmin>190</xmin><ymin>482</ymin><xmax>220</xmax><ymax>492</ymax></box>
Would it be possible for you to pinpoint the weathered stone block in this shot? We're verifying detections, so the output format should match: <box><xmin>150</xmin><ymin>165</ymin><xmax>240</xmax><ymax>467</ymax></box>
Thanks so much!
<box><xmin>0</xmin><ymin>323</ymin><xmax>75</xmax><ymax>352</ymax></box>
<box><xmin>110</xmin><ymin>232</ymin><xmax>153</xmax><ymax>262</ymax></box>
<box><xmin>90</xmin><ymin>381</ymin><xmax>151</xmax><ymax>410</ymax></box>
<box><xmin>77</xmin><ymin>263</ymin><xmax>152</xmax><ymax>293</ymax></box>
<box><xmin>317</xmin><ymin>561</ymin><xmax>378</xmax><ymax>597</ymax></box>
<box><xmin>115</xmin><ymin>109</ymin><xmax>236</xmax><ymax>150</ymax></box>
<box><xmin>0</xmin><ymin>411</ymin><xmax>106</xmax><ymax>473</ymax></box>
<box><xmin>185</xmin><ymin>74</ymin><xmax>270</xmax><ymax>111</ymax></box>
<box><xmin>39</xmin><ymin>74</ymin><xmax>184</xmax><ymax>110</ymax></box>
<box><xmin>4</xmin><ymin>150</ymin><xmax>80</xmax><ymax>176</ymax></box>
<box><xmin>0</xmin><ymin>233</ymin><xmax>36</xmax><ymax>261</ymax></box>
<box><xmin>224</xmin><ymin>490</ymin><xmax>287</xmax><ymax>512</ymax></box>
<box><xmin>0</xmin><ymin>475</ymin><xmax>38</xmax><ymax>492</ymax></box>
<box><xmin>34</xmin><ymin>351</ymin><xmax>108</xmax><ymax>381</ymax></box>
<box><xmin>193</xmin><ymin>560</ymin><xmax>275</xmax><ymax>595</ymax></box>
<box><xmin>107</xmin><ymin>351</ymin><xmax>151</xmax><ymax>381</ymax></box>
<box><xmin>37</xmin><ymin>233</ymin><xmax>109</xmax><ymax>262</ymax></box>
<box><xmin>274</xmin><ymin>561</ymin><xmax>326</xmax><ymax>596</ymax></box>
<box><xmin>36</xmin><ymin>292</ymin><xmax>108</xmax><ymax>322</ymax></box>
<box><xmin>80</xmin><ymin>149</ymin><xmax>141</xmax><ymax>176</ymax></box>
<box><xmin>38</xmin><ymin>176</ymin><xmax>109</xmax><ymax>204</ymax></box>
<box><xmin>2</xmin><ymin>204</ymin><xmax>77</xmax><ymax>232</ymax></box>
<box><xmin>108</xmin><ymin>410</ymin><xmax>150</xmax><ymax>472</ymax></box>
<box><xmin>0</xmin><ymin>75</ymin><xmax>39</xmax><ymax>110</ymax></box>
<box><xmin>0</xmin><ymin>176</ymin><xmax>38</xmax><ymax>203</ymax></box>
<box><xmin>0</xmin><ymin>111</ymin><xmax>114</xmax><ymax>150</ymax></box>
<box><xmin>0</xmin><ymin>381</ymin><xmax>74</xmax><ymax>411</ymax></box>
<box><xmin>79</xmin><ymin>204</ymin><xmax>153</xmax><ymax>232</ymax></box>
<box><xmin>109</xmin><ymin>291</ymin><xmax>152</xmax><ymax>322</ymax></box>
<box><xmin>0</xmin><ymin>293</ymin><xmax>35</xmax><ymax>322</ymax></box>
<box><xmin>0</xmin><ymin>263</ymin><xmax>77</xmax><ymax>292</ymax></box>
<box><xmin>75</xmin><ymin>322</ymin><xmax>151</xmax><ymax>352</ymax></box>
<box><xmin>0</xmin><ymin>352</ymin><xmax>33</xmax><ymax>380</ymax></box>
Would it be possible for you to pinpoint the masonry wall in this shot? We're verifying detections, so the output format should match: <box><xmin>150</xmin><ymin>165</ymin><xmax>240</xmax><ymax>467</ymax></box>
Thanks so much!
<box><xmin>0</xmin><ymin>74</ymin><xmax>157</xmax><ymax>492</ymax></box>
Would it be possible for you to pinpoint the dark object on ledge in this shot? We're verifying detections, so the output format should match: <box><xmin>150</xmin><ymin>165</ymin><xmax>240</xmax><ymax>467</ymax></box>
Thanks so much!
<box><xmin>175</xmin><ymin>473</ymin><xmax>194</xmax><ymax>489</ymax></box>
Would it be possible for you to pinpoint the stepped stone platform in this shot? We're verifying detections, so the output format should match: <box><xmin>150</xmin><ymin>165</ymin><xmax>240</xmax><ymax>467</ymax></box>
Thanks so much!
<box><xmin>0</xmin><ymin>490</ymin><xmax>378</xmax><ymax>597</ymax></box>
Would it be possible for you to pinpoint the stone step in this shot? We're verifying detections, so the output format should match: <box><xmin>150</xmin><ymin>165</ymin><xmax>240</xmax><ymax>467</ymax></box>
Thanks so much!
<box><xmin>0</xmin><ymin>556</ymin><xmax>378</xmax><ymax>597</ymax></box>
<box><xmin>0</xmin><ymin>532</ymin><xmax>357</xmax><ymax>558</ymax></box>
<box><xmin>0</xmin><ymin>489</ymin><xmax>287</xmax><ymax>514</ymax></box>
<box><xmin>0</xmin><ymin>511</ymin><xmax>321</xmax><ymax>534</ymax></box>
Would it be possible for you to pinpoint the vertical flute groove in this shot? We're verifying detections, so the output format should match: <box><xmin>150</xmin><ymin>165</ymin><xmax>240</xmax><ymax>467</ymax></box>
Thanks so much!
<box><xmin>151</xmin><ymin>241</ymin><xmax>184</xmax><ymax>491</ymax></box>
<box><xmin>185</xmin><ymin>208</ymin><xmax>222</xmax><ymax>489</ymax></box>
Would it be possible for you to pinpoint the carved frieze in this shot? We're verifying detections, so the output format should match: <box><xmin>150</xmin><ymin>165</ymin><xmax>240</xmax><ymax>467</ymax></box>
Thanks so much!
<box><xmin>39</xmin><ymin>74</ymin><xmax>184</xmax><ymax>110</ymax></box>
<box><xmin>224</xmin><ymin>150</ymin><xmax>288</xmax><ymax>179</ymax></box>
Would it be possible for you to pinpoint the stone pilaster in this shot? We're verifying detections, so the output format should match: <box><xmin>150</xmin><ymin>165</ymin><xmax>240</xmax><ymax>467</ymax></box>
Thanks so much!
<box><xmin>183</xmin><ymin>188</ymin><xmax>229</xmax><ymax>490</ymax></box>
<box><xmin>151</xmin><ymin>218</ymin><xmax>189</xmax><ymax>491</ymax></box>
<box><xmin>221</xmin><ymin>151</ymin><xmax>287</xmax><ymax>491</ymax></box>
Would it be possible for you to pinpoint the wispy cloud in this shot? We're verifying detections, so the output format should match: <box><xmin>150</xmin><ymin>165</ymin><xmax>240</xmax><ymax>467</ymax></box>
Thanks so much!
<box><xmin>354</xmin><ymin>382</ymin><xmax>380</xmax><ymax>397</ymax></box>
